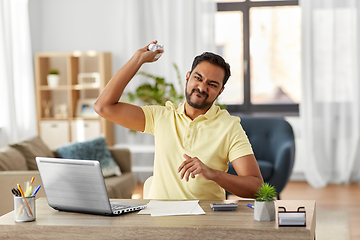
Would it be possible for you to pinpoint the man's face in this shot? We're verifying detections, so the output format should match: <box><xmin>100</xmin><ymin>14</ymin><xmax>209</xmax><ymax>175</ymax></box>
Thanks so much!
<box><xmin>185</xmin><ymin>61</ymin><xmax>225</xmax><ymax>110</ymax></box>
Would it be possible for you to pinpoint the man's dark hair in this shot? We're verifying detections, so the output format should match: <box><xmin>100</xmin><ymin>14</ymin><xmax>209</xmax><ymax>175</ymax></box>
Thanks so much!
<box><xmin>190</xmin><ymin>52</ymin><xmax>231</xmax><ymax>87</ymax></box>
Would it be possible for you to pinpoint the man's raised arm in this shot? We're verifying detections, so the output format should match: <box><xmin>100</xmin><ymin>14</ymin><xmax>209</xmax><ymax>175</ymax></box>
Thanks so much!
<box><xmin>94</xmin><ymin>41</ymin><xmax>163</xmax><ymax>132</ymax></box>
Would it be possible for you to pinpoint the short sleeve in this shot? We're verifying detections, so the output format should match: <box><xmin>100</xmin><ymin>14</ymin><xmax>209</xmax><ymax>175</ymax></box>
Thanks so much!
<box><xmin>228</xmin><ymin>121</ymin><xmax>254</xmax><ymax>162</ymax></box>
<box><xmin>141</xmin><ymin>105</ymin><xmax>167</xmax><ymax>135</ymax></box>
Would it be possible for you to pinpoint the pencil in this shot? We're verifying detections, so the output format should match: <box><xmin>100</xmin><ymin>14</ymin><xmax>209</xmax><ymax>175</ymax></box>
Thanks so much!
<box><xmin>16</xmin><ymin>205</ymin><xmax>24</xmax><ymax>218</ymax></box>
<box><xmin>17</xmin><ymin>184</ymin><xmax>24</xmax><ymax>197</ymax></box>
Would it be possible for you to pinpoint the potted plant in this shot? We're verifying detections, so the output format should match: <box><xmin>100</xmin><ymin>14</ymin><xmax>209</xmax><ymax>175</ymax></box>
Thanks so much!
<box><xmin>254</xmin><ymin>183</ymin><xmax>277</xmax><ymax>221</ymax></box>
<box><xmin>47</xmin><ymin>69</ymin><xmax>60</xmax><ymax>88</ymax></box>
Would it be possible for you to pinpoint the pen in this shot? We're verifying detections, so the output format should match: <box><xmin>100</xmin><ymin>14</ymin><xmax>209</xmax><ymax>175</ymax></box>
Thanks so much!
<box><xmin>32</xmin><ymin>185</ymin><xmax>41</xmax><ymax>196</ymax></box>
<box><xmin>31</xmin><ymin>177</ymin><xmax>35</xmax><ymax>184</ymax></box>
<box><xmin>247</xmin><ymin>203</ymin><xmax>254</xmax><ymax>209</ymax></box>
<box><xmin>17</xmin><ymin>184</ymin><xmax>33</xmax><ymax>216</ymax></box>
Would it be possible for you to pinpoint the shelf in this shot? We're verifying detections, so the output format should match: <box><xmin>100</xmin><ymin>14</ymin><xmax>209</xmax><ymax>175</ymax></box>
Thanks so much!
<box><xmin>39</xmin><ymin>118</ymin><xmax>69</xmax><ymax>121</ymax></box>
<box><xmin>38</xmin><ymin>85</ymin><xmax>101</xmax><ymax>90</ymax></box>
<box><xmin>72</xmin><ymin>84</ymin><xmax>100</xmax><ymax>90</ymax></box>
<box><xmin>39</xmin><ymin>86</ymin><xmax>69</xmax><ymax>90</ymax></box>
<box><xmin>71</xmin><ymin>117</ymin><xmax>100</xmax><ymax>121</ymax></box>
<box><xmin>35</xmin><ymin>51</ymin><xmax>114</xmax><ymax>148</ymax></box>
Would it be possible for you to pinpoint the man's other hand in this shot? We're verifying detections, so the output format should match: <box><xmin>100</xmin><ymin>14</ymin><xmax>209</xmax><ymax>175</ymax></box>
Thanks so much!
<box><xmin>178</xmin><ymin>154</ymin><xmax>215</xmax><ymax>181</ymax></box>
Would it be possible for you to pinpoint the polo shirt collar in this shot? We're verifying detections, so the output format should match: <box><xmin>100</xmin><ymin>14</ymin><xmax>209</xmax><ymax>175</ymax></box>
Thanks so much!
<box><xmin>176</xmin><ymin>102</ymin><xmax>186</xmax><ymax>115</ymax></box>
<box><xmin>203</xmin><ymin>103</ymin><xmax>218</xmax><ymax>119</ymax></box>
<box><xmin>176</xmin><ymin>102</ymin><xmax>218</xmax><ymax>120</ymax></box>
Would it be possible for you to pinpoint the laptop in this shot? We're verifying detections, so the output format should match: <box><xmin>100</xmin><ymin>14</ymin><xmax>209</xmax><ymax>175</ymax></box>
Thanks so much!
<box><xmin>35</xmin><ymin>157</ymin><xmax>147</xmax><ymax>216</ymax></box>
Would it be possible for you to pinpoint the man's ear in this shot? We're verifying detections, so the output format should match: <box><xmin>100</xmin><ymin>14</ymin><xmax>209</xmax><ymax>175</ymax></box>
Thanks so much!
<box><xmin>186</xmin><ymin>71</ymin><xmax>190</xmax><ymax>83</ymax></box>
<box><xmin>217</xmin><ymin>86</ymin><xmax>225</xmax><ymax>98</ymax></box>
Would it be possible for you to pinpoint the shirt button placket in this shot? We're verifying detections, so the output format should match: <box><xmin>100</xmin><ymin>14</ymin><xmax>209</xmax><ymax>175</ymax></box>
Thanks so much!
<box><xmin>185</xmin><ymin>122</ymin><xmax>193</xmax><ymax>149</ymax></box>
<box><xmin>191</xmin><ymin>123</ymin><xmax>196</xmax><ymax>148</ymax></box>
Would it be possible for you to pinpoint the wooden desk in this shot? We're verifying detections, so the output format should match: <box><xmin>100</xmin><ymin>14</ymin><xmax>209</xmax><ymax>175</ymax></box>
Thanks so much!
<box><xmin>0</xmin><ymin>198</ymin><xmax>315</xmax><ymax>240</ymax></box>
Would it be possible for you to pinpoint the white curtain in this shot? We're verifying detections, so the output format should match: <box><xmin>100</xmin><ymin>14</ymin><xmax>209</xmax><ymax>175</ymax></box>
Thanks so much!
<box><xmin>0</xmin><ymin>0</ymin><xmax>37</xmax><ymax>146</ymax></box>
<box><xmin>121</xmin><ymin>0</ymin><xmax>216</xmax><ymax>95</ymax></box>
<box><xmin>301</xmin><ymin>0</ymin><xmax>360</xmax><ymax>187</ymax></box>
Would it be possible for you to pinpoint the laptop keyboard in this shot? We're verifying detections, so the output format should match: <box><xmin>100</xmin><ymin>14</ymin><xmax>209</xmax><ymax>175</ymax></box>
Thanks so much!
<box><xmin>111</xmin><ymin>203</ymin><xmax>146</xmax><ymax>214</ymax></box>
<box><xmin>111</xmin><ymin>204</ymin><xmax>132</xmax><ymax>211</ymax></box>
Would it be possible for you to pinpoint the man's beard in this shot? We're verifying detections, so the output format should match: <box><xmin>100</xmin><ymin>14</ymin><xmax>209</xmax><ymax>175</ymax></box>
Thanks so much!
<box><xmin>185</xmin><ymin>88</ymin><xmax>213</xmax><ymax>110</ymax></box>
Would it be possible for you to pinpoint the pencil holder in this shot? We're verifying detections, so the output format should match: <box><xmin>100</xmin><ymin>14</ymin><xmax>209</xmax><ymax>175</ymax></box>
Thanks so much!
<box><xmin>14</xmin><ymin>196</ymin><xmax>36</xmax><ymax>222</ymax></box>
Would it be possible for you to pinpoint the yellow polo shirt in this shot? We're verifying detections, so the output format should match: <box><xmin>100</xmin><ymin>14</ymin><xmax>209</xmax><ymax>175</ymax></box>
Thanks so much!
<box><xmin>141</xmin><ymin>101</ymin><xmax>253</xmax><ymax>200</ymax></box>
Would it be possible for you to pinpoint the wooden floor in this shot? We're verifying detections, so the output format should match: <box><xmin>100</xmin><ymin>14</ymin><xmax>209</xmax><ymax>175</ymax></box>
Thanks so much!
<box><xmin>132</xmin><ymin>181</ymin><xmax>360</xmax><ymax>240</ymax></box>
<box><xmin>281</xmin><ymin>181</ymin><xmax>360</xmax><ymax>240</ymax></box>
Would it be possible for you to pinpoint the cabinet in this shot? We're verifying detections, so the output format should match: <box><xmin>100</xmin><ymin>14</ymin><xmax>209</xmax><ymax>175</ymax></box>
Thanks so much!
<box><xmin>71</xmin><ymin>120</ymin><xmax>101</xmax><ymax>142</ymax></box>
<box><xmin>39</xmin><ymin>121</ymin><xmax>70</xmax><ymax>148</ymax></box>
<box><xmin>34</xmin><ymin>52</ymin><xmax>114</xmax><ymax>149</ymax></box>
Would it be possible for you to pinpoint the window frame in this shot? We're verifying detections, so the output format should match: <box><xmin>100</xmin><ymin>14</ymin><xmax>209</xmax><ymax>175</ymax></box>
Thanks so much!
<box><xmin>217</xmin><ymin>0</ymin><xmax>300</xmax><ymax>115</ymax></box>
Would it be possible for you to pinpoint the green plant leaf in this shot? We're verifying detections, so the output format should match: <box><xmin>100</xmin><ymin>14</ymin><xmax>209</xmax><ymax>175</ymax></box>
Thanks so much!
<box><xmin>48</xmin><ymin>69</ymin><xmax>59</xmax><ymax>75</ymax></box>
<box><xmin>255</xmin><ymin>183</ymin><xmax>277</xmax><ymax>202</ymax></box>
<box><xmin>129</xmin><ymin>63</ymin><xmax>184</xmax><ymax>106</ymax></box>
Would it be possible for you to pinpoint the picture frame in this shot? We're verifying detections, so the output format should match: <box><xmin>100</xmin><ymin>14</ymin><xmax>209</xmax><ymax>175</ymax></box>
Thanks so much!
<box><xmin>76</xmin><ymin>98</ymin><xmax>98</xmax><ymax>118</ymax></box>
<box><xmin>54</xmin><ymin>103</ymin><xmax>68</xmax><ymax>119</ymax></box>
<box><xmin>77</xmin><ymin>72</ymin><xmax>100</xmax><ymax>87</ymax></box>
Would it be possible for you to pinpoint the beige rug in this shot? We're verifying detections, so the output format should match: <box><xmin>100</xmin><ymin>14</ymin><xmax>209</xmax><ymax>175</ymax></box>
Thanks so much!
<box><xmin>316</xmin><ymin>211</ymin><xmax>350</xmax><ymax>240</ymax></box>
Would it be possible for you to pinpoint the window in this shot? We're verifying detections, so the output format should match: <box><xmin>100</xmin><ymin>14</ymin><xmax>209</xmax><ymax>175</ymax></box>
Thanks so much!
<box><xmin>216</xmin><ymin>0</ymin><xmax>300</xmax><ymax>114</ymax></box>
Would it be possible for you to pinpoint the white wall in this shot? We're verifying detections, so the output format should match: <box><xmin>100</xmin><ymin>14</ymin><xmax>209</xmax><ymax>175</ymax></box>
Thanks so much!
<box><xmin>30</xmin><ymin>0</ymin><xmax>126</xmax><ymax>60</ymax></box>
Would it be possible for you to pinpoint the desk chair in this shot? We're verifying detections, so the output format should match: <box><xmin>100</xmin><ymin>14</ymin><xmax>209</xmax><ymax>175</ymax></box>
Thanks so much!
<box><xmin>227</xmin><ymin>117</ymin><xmax>295</xmax><ymax>199</ymax></box>
<box><xmin>143</xmin><ymin>175</ymin><xmax>153</xmax><ymax>199</ymax></box>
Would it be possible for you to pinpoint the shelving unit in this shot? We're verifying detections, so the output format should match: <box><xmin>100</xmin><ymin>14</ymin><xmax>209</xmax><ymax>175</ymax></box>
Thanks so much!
<box><xmin>34</xmin><ymin>51</ymin><xmax>114</xmax><ymax>149</ymax></box>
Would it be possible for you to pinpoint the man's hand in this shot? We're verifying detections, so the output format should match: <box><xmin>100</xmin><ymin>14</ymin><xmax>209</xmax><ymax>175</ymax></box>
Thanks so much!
<box><xmin>178</xmin><ymin>154</ymin><xmax>216</xmax><ymax>181</ymax></box>
<box><xmin>134</xmin><ymin>41</ymin><xmax>164</xmax><ymax>64</ymax></box>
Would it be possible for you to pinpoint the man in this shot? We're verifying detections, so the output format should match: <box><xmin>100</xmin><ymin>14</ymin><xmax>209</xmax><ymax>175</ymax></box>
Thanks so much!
<box><xmin>94</xmin><ymin>41</ymin><xmax>263</xmax><ymax>200</ymax></box>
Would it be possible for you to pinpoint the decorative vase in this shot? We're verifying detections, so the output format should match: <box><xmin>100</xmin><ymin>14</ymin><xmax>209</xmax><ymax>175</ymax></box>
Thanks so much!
<box><xmin>254</xmin><ymin>201</ymin><xmax>275</xmax><ymax>221</ymax></box>
<box><xmin>47</xmin><ymin>74</ymin><xmax>59</xmax><ymax>88</ymax></box>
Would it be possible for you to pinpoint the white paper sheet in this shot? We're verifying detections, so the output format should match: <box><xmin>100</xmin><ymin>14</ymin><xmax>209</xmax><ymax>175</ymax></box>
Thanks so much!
<box><xmin>138</xmin><ymin>200</ymin><xmax>206</xmax><ymax>217</ymax></box>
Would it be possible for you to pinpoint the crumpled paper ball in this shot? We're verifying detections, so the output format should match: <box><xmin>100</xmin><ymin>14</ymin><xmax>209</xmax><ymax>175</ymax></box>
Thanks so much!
<box><xmin>148</xmin><ymin>43</ymin><xmax>164</xmax><ymax>59</ymax></box>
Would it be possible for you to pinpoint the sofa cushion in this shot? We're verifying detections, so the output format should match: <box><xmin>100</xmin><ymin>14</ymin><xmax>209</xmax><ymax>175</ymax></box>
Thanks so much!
<box><xmin>0</xmin><ymin>147</ymin><xmax>28</xmax><ymax>171</ymax></box>
<box><xmin>56</xmin><ymin>136</ymin><xmax>121</xmax><ymax>177</ymax></box>
<box><xmin>108</xmin><ymin>147</ymin><xmax>132</xmax><ymax>173</ymax></box>
<box><xmin>10</xmin><ymin>136</ymin><xmax>55</xmax><ymax>170</ymax></box>
<box><xmin>104</xmin><ymin>172</ymin><xmax>136</xmax><ymax>198</ymax></box>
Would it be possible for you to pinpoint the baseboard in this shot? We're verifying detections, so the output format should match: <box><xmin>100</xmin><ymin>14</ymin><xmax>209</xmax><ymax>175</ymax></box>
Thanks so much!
<box><xmin>289</xmin><ymin>172</ymin><xmax>306</xmax><ymax>181</ymax></box>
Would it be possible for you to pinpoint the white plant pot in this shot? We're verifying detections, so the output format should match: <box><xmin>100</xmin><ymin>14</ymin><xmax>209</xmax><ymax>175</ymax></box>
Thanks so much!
<box><xmin>254</xmin><ymin>201</ymin><xmax>275</xmax><ymax>221</ymax></box>
<box><xmin>47</xmin><ymin>74</ymin><xmax>59</xmax><ymax>88</ymax></box>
